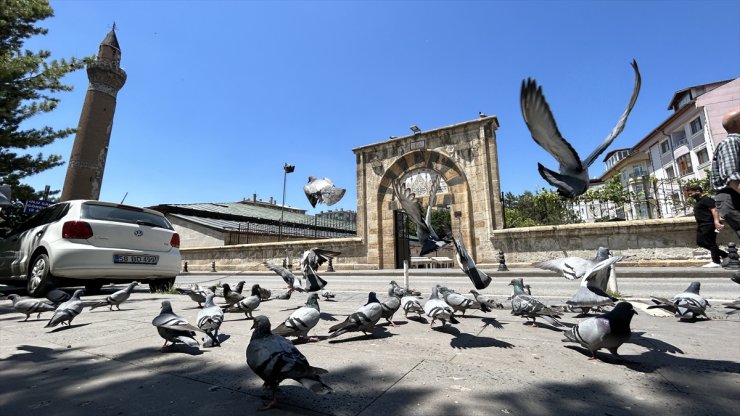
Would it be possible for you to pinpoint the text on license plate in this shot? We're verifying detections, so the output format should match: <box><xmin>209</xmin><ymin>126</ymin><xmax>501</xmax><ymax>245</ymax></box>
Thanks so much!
<box><xmin>114</xmin><ymin>254</ymin><xmax>159</xmax><ymax>265</ymax></box>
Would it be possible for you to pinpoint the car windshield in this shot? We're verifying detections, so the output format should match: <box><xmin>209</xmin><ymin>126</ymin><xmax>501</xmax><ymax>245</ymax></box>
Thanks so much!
<box><xmin>81</xmin><ymin>203</ymin><xmax>173</xmax><ymax>230</ymax></box>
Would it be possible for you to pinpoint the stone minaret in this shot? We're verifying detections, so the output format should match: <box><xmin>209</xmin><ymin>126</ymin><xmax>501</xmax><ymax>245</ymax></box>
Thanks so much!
<box><xmin>61</xmin><ymin>27</ymin><xmax>126</xmax><ymax>201</ymax></box>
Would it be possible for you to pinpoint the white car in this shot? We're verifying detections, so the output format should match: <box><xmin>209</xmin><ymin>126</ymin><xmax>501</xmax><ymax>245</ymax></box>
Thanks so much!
<box><xmin>0</xmin><ymin>200</ymin><xmax>181</xmax><ymax>296</ymax></box>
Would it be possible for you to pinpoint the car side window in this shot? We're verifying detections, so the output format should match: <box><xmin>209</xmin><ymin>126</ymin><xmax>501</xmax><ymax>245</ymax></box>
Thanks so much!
<box><xmin>10</xmin><ymin>203</ymin><xmax>69</xmax><ymax>235</ymax></box>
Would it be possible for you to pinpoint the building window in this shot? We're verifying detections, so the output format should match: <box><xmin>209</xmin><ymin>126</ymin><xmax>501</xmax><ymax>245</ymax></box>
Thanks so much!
<box><xmin>697</xmin><ymin>148</ymin><xmax>710</xmax><ymax>165</ymax></box>
<box><xmin>672</xmin><ymin>130</ymin><xmax>688</xmax><ymax>148</ymax></box>
<box><xmin>690</xmin><ymin>117</ymin><xmax>703</xmax><ymax>135</ymax></box>
<box><xmin>677</xmin><ymin>153</ymin><xmax>693</xmax><ymax>176</ymax></box>
<box><xmin>660</xmin><ymin>140</ymin><xmax>671</xmax><ymax>154</ymax></box>
<box><xmin>666</xmin><ymin>166</ymin><xmax>675</xmax><ymax>179</ymax></box>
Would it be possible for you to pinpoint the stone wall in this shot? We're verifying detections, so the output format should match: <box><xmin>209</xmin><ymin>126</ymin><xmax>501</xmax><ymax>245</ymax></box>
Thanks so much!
<box><xmin>169</xmin><ymin>215</ymin><xmax>223</xmax><ymax>247</ymax></box>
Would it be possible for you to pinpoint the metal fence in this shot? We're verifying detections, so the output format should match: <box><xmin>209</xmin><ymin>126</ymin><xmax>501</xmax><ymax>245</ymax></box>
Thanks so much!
<box><xmin>224</xmin><ymin>216</ymin><xmax>356</xmax><ymax>245</ymax></box>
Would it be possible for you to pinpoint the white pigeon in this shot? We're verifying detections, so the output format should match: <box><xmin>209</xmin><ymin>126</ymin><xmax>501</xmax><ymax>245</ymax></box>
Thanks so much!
<box><xmin>272</xmin><ymin>292</ymin><xmax>321</xmax><ymax>342</ymax></box>
<box><xmin>392</xmin><ymin>177</ymin><xmax>449</xmax><ymax>256</ymax></box>
<box><xmin>304</xmin><ymin>176</ymin><xmax>346</xmax><ymax>207</ymax></box>
<box><xmin>648</xmin><ymin>282</ymin><xmax>709</xmax><ymax>320</ymax></box>
<box><xmin>197</xmin><ymin>293</ymin><xmax>225</xmax><ymax>347</ymax></box>
<box><xmin>327</xmin><ymin>292</ymin><xmax>382</xmax><ymax>339</ymax></box>
<box><xmin>520</xmin><ymin>60</ymin><xmax>641</xmax><ymax>197</ymax></box>
<box><xmin>89</xmin><ymin>282</ymin><xmax>138</xmax><ymax>311</ymax></box>
<box><xmin>45</xmin><ymin>289</ymin><xmax>84</xmax><ymax>328</ymax></box>
<box><xmin>7</xmin><ymin>295</ymin><xmax>56</xmax><ymax>321</ymax></box>
<box><xmin>423</xmin><ymin>286</ymin><xmax>459</xmax><ymax>328</ymax></box>
<box><xmin>247</xmin><ymin>315</ymin><xmax>332</xmax><ymax>410</ymax></box>
<box><xmin>152</xmin><ymin>300</ymin><xmax>203</xmax><ymax>349</ymax></box>
<box><xmin>562</xmin><ymin>302</ymin><xmax>637</xmax><ymax>361</ymax></box>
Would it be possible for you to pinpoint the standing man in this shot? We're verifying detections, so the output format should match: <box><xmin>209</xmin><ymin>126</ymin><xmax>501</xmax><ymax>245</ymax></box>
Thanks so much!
<box><xmin>687</xmin><ymin>185</ymin><xmax>726</xmax><ymax>267</ymax></box>
<box><xmin>711</xmin><ymin>109</ymin><xmax>740</xmax><ymax>238</ymax></box>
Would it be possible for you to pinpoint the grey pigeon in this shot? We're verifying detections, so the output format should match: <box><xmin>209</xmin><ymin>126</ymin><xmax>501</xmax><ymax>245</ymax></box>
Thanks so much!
<box><xmin>327</xmin><ymin>292</ymin><xmax>382</xmax><ymax>339</ymax></box>
<box><xmin>221</xmin><ymin>283</ymin><xmax>245</xmax><ymax>306</ymax></box>
<box><xmin>272</xmin><ymin>293</ymin><xmax>321</xmax><ymax>342</ymax></box>
<box><xmin>258</xmin><ymin>287</ymin><xmax>272</xmax><ymax>301</ymax></box>
<box><xmin>452</xmin><ymin>233</ymin><xmax>491</xmax><ymax>290</ymax></box>
<box><xmin>46</xmin><ymin>288</ymin><xmax>71</xmax><ymax>305</ymax></box>
<box><xmin>437</xmin><ymin>285</ymin><xmax>490</xmax><ymax>316</ymax></box>
<box><xmin>509</xmin><ymin>279</ymin><xmax>563</xmax><ymax>327</ymax></box>
<box><xmin>223</xmin><ymin>284</ymin><xmax>262</xmax><ymax>319</ymax></box>
<box><xmin>507</xmin><ymin>278</ymin><xmax>532</xmax><ymax>300</ymax></box>
<box><xmin>380</xmin><ymin>286</ymin><xmax>403</xmax><ymax>327</ymax></box>
<box><xmin>647</xmin><ymin>282</ymin><xmax>709</xmax><ymax>320</ymax></box>
<box><xmin>303</xmin><ymin>176</ymin><xmax>346</xmax><ymax>208</ymax></box>
<box><xmin>520</xmin><ymin>60</ymin><xmax>641</xmax><ymax>197</ymax></box>
<box><xmin>423</xmin><ymin>286</ymin><xmax>459</xmax><ymax>328</ymax></box>
<box><xmin>89</xmin><ymin>282</ymin><xmax>138</xmax><ymax>311</ymax></box>
<box><xmin>233</xmin><ymin>280</ymin><xmax>247</xmax><ymax>294</ymax></box>
<box><xmin>175</xmin><ymin>284</ymin><xmax>215</xmax><ymax>308</ymax></box>
<box><xmin>723</xmin><ymin>300</ymin><xmax>740</xmax><ymax>315</ymax></box>
<box><xmin>401</xmin><ymin>296</ymin><xmax>424</xmax><ymax>318</ymax></box>
<box><xmin>262</xmin><ymin>261</ymin><xmax>303</xmax><ymax>293</ymax></box>
<box><xmin>272</xmin><ymin>290</ymin><xmax>292</xmax><ymax>300</ymax></box>
<box><xmin>7</xmin><ymin>294</ymin><xmax>56</xmax><ymax>321</ymax></box>
<box><xmin>563</xmin><ymin>301</ymin><xmax>637</xmax><ymax>361</ymax></box>
<box><xmin>387</xmin><ymin>280</ymin><xmax>420</xmax><ymax>297</ymax></box>
<box><xmin>45</xmin><ymin>289</ymin><xmax>84</xmax><ymax>327</ymax></box>
<box><xmin>152</xmin><ymin>300</ymin><xmax>203</xmax><ymax>349</ymax></box>
<box><xmin>300</xmin><ymin>248</ymin><xmax>338</xmax><ymax>292</ymax></box>
<box><xmin>321</xmin><ymin>290</ymin><xmax>336</xmax><ymax>301</ymax></box>
<box><xmin>392</xmin><ymin>178</ymin><xmax>448</xmax><ymax>256</ymax></box>
<box><xmin>469</xmin><ymin>290</ymin><xmax>504</xmax><ymax>310</ymax></box>
<box><xmin>247</xmin><ymin>315</ymin><xmax>332</xmax><ymax>410</ymax></box>
<box><xmin>197</xmin><ymin>293</ymin><xmax>224</xmax><ymax>347</ymax></box>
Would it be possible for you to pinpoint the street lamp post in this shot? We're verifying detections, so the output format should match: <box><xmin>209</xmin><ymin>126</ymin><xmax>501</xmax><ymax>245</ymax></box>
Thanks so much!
<box><xmin>279</xmin><ymin>163</ymin><xmax>295</xmax><ymax>241</ymax></box>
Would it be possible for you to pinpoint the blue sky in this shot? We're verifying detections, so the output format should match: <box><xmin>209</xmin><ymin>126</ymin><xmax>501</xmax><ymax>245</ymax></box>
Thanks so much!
<box><xmin>19</xmin><ymin>0</ymin><xmax>740</xmax><ymax>214</ymax></box>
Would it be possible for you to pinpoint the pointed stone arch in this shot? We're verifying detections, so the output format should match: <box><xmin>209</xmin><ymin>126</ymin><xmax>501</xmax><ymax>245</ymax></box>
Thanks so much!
<box><xmin>353</xmin><ymin>116</ymin><xmax>504</xmax><ymax>269</ymax></box>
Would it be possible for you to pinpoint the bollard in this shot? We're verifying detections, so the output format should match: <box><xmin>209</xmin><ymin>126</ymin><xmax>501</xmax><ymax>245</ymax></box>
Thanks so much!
<box><xmin>497</xmin><ymin>250</ymin><xmax>509</xmax><ymax>272</ymax></box>
<box><xmin>183</xmin><ymin>261</ymin><xmax>188</xmax><ymax>273</ymax></box>
<box><xmin>326</xmin><ymin>258</ymin><xmax>335</xmax><ymax>272</ymax></box>
<box><xmin>724</xmin><ymin>242</ymin><xmax>740</xmax><ymax>270</ymax></box>
<box><xmin>403</xmin><ymin>260</ymin><xmax>409</xmax><ymax>291</ymax></box>
<box><xmin>211</xmin><ymin>261</ymin><xmax>217</xmax><ymax>272</ymax></box>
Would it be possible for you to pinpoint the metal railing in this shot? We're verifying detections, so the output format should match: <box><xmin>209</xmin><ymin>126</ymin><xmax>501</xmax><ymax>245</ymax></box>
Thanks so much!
<box><xmin>224</xmin><ymin>216</ymin><xmax>356</xmax><ymax>245</ymax></box>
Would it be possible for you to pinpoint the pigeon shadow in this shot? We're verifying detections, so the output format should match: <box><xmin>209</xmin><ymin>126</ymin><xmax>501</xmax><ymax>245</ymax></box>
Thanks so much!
<box><xmin>630</xmin><ymin>331</ymin><xmax>684</xmax><ymax>354</ymax></box>
<box><xmin>160</xmin><ymin>344</ymin><xmax>204</xmax><ymax>356</ymax></box>
<box><xmin>327</xmin><ymin>327</ymin><xmax>393</xmax><ymax>344</ymax></box>
<box><xmin>48</xmin><ymin>322</ymin><xmax>92</xmax><ymax>332</ymax></box>
<box><xmin>480</xmin><ymin>317</ymin><xmax>506</xmax><ymax>329</ymax></box>
<box><xmin>405</xmin><ymin>315</ymin><xmax>429</xmax><ymax>324</ymax></box>
<box><xmin>319</xmin><ymin>312</ymin><xmax>338</xmax><ymax>321</ymax></box>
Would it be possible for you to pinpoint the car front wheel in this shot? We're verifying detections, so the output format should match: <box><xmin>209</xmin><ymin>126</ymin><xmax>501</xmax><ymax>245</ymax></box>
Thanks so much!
<box><xmin>149</xmin><ymin>277</ymin><xmax>175</xmax><ymax>293</ymax></box>
<box><xmin>27</xmin><ymin>253</ymin><xmax>54</xmax><ymax>297</ymax></box>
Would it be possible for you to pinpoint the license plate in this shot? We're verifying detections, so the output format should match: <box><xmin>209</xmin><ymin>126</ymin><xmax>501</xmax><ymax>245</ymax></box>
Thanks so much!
<box><xmin>113</xmin><ymin>254</ymin><xmax>159</xmax><ymax>265</ymax></box>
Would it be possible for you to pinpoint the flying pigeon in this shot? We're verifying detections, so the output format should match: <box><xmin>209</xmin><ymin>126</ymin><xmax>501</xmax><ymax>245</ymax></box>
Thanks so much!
<box><xmin>509</xmin><ymin>279</ymin><xmax>563</xmax><ymax>327</ymax></box>
<box><xmin>175</xmin><ymin>284</ymin><xmax>215</xmax><ymax>308</ymax></box>
<box><xmin>327</xmin><ymin>292</ymin><xmax>383</xmax><ymax>339</ymax></box>
<box><xmin>437</xmin><ymin>285</ymin><xmax>490</xmax><ymax>316</ymax></box>
<box><xmin>469</xmin><ymin>290</ymin><xmax>504</xmax><ymax>310</ymax></box>
<box><xmin>520</xmin><ymin>60</ymin><xmax>641</xmax><ymax>197</ymax></box>
<box><xmin>46</xmin><ymin>288</ymin><xmax>71</xmax><ymax>305</ymax></box>
<box><xmin>262</xmin><ymin>261</ymin><xmax>304</xmax><ymax>293</ymax></box>
<box><xmin>89</xmin><ymin>282</ymin><xmax>138</xmax><ymax>311</ymax></box>
<box><xmin>304</xmin><ymin>176</ymin><xmax>346</xmax><ymax>208</ymax></box>
<box><xmin>300</xmin><ymin>248</ymin><xmax>338</xmax><ymax>292</ymax></box>
<box><xmin>392</xmin><ymin>178</ymin><xmax>449</xmax><ymax>256</ymax></box>
<box><xmin>272</xmin><ymin>293</ymin><xmax>322</xmax><ymax>342</ymax></box>
<box><xmin>247</xmin><ymin>315</ymin><xmax>332</xmax><ymax>410</ymax></box>
<box><xmin>223</xmin><ymin>284</ymin><xmax>262</xmax><ymax>319</ymax></box>
<box><xmin>451</xmin><ymin>234</ymin><xmax>491</xmax><ymax>290</ymax></box>
<box><xmin>647</xmin><ymin>282</ymin><xmax>710</xmax><ymax>320</ymax></box>
<box><xmin>423</xmin><ymin>286</ymin><xmax>459</xmax><ymax>328</ymax></box>
<box><xmin>562</xmin><ymin>301</ymin><xmax>637</xmax><ymax>361</ymax></box>
<box><xmin>380</xmin><ymin>285</ymin><xmax>403</xmax><ymax>327</ymax></box>
<box><xmin>45</xmin><ymin>289</ymin><xmax>84</xmax><ymax>328</ymax></box>
<box><xmin>152</xmin><ymin>300</ymin><xmax>203</xmax><ymax>349</ymax></box>
<box><xmin>196</xmin><ymin>293</ymin><xmax>224</xmax><ymax>347</ymax></box>
<box><xmin>401</xmin><ymin>296</ymin><xmax>424</xmax><ymax>318</ymax></box>
<box><xmin>7</xmin><ymin>295</ymin><xmax>56</xmax><ymax>321</ymax></box>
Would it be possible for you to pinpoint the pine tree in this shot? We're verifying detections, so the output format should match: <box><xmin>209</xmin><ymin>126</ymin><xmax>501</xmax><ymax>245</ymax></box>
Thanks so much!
<box><xmin>0</xmin><ymin>0</ymin><xmax>89</xmax><ymax>203</ymax></box>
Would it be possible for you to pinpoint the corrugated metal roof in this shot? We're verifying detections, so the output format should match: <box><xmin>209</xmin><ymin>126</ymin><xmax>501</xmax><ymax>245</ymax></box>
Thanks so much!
<box><xmin>164</xmin><ymin>202</ymin><xmax>308</xmax><ymax>223</ymax></box>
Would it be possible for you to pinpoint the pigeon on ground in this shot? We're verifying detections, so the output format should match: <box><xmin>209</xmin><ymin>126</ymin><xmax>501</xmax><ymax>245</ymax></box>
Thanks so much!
<box><xmin>272</xmin><ymin>290</ymin><xmax>292</xmax><ymax>300</ymax></box>
<box><xmin>247</xmin><ymin>315</ymin><xmax>332</xmax><ymax>410</ymax></box>
<box><xmin>272</xmin><ymin>293</ymin><xmax>322</xmax><ymax>342</ymax></box>
<box><xmin>152</xmin><ymin>300</ymin><xmax>203</xmax><ymax>349</ymax></box>
<box><xmin>520</xmin><ymin>60</ymin><xmax>641</xmax><ymax>197</ymax></box>
<box><xmin>223</xmin><ymin>284</ymin><xmax>262</xmax><ymax>319</ymax></box>
<box><xmin>7</xmin><ymin>295</ymin><xmax>56</xmax><ymax>321</ymax></box>
<box><xmin>387</xmin><ymin>280</ymin><xmax>420</xmax><ymax>297</ymax></box>
<box><xmin>321</xmin><ymin>290</ymin><xmax>336</xmax><ymax>301</ymax></box>
<box><xmin>327</xmin><ymin>292</ymin><xmax>383</xmax><ymax>339</ymax></box>
<box><xmin>469</xmin><ymin>290</ymin><xmax>504</xmax><ymax>310</ymax></box>
<box><xmin>262</xmin><ymin>261</ymin><xmax>304</xmax><ymax>293</ymax></box>
<box><xmin>507</xmin><ymin>278</ymin><xmax>532</xmax><ymax>300</ymax></box>
<box><xmin>221</xmin><ymin>283</ymin><xmax>245</xmax><ymax>306</ymax></box>
<box><xmin>233</xmin><ymin>280</ymin><xmax>247</xmax><ymax>294</ymax></box>
<box><xmin>258</xmin><ymin>287</ymin><xmax>272</xmax><ymax>301</ymax></box>
<box><xmin>89</xmin><ymin>282</ymin><xmax>138</xmax><ymax>311</ymax></box>
<box><xmin>509</xmin><ymin>279</ymin><xmax>563</xmax><ymax>327</ymax></box>
<box><xmin>304</xmin><ymin>176</ymin><xmax>346</xmax><ymax>208</ymax></box>
<box><xmin>723</xmin><ymin>300</ymin><xmax>740</xmax><ymax>315</ymax></box>
<box><xmin>175</xmin><ymin>284</ymin><xmax>215</xmax><ymax>308</ymax></box>
<box><xmin>401</xmin><ymin>296</ymin><xmax>424</xmax><ymax>318</ymax></box>
<box><xmin>562</xmin><ymin>301</ymin><xmax>637</xmax><ymax>361</ymax></box>
<box><xmin>380</xmin><ymin>285</ymin><xmax>403</xmax><ymax>327</ymax></box>
<box><xmin>46</xmin><ymin>288</ymin><xmax>71</xmax><ymax>305</ymax></box>
<box><xmin>300</xmin><ymin>248</ymin><xmax>338</xmax><ymax>292</ymax></box>
<box><xmin>45</xmin><ymin>289</ymin><xmax>84</xmax><ymax>328</ymax></box>
<box><xmin>647</xmin><ymin>282</ymin><xmax>710</xmax><ymax>320</ymax></box>
<box><xmin>437</xmin><ymin>285</ymin><xmax>490</xmax><ymax>316</ymax></box>
<box><xmin>197</xmin><ymin>293</ymin><xmax>224</xmax><ymax>347</ymax></box>
<box><xmin>452</xmin><ymin>234</ymin><xmax>492</xmax><ymax>290</ymax></box>
<box><xmin>392</xmin><ymin>177</ymin><xmax>449</xmax><ymax>256</ymax></box>
<box><xmin>424</xmin><ymin>286</ymin><xmax>459</xmax><ymax>328</ymax></box>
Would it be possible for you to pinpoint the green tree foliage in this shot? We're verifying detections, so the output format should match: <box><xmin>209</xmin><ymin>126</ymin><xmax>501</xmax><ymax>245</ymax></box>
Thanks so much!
<box><xmin>406</xmin><ymin>204</ymin><xmax>452</xmax><ymax>239</ymax></box>
<box><xmin>0</xmin><ymin>0</ymin><xmax>89</xmax><ymax>202</ymax></box>
<box><xmin>503</xmin><ymin>188</ymin><xmax>582</xmax><ymax>228</ymax></box>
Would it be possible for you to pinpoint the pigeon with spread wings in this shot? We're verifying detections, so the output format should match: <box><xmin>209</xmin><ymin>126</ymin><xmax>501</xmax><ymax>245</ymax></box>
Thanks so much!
<box><xmin>392</xmin><ymin>178</ymin><xmax>448</xmax><ymax>256</ymax></box>
<box><xmin>520</xmin><ymin>60</ymin><xmax>641</xmax><ymax>197</ymax></box>
<box><xmin>304</xmin><ymin>176</ymin><xmax>346</xmax><ymax>208</ymax></box>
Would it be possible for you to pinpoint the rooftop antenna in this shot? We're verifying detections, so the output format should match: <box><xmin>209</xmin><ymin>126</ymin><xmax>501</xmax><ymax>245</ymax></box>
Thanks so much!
<box><xmin>120</xmin><ymin>192</ymin><xmax>128</xmax><ymax>204</ymax></box>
